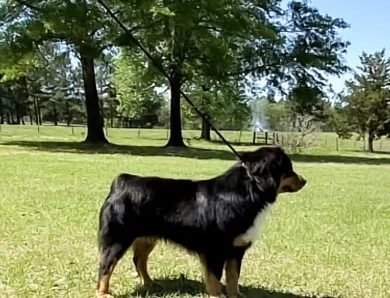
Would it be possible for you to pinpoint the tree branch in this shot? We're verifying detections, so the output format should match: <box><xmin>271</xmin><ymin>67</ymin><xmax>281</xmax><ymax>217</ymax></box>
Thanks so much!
<box><xmin>14</xmin><ymin>0</ymin><xmax>42</xmax><ymax>12</ymax></box>
<box><xmin>33</xmin><ymin>32</ymin><xmax>74</xmax><ymax>47</ymax></box>
<box><xmin>225</xmin><ymin>62</ymin><xmax>280</xmax><ymax>77</ymax></box>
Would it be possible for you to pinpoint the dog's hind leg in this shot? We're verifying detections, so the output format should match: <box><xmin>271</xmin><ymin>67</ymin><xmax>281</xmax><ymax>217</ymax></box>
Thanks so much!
<box><xmin>132</xmin><ymin>237</ymin><xmax>157</xmax><ymax>285</ymax></box>
<box><xmin>96</xmin><ymin>215</ymin><xmax>135</xmax><ymax>297</ymax></box>
<box><xmin>199</xmin><ymin>253</ymin><xmax>225</xmax><ymax>298</ymax></box>
<box><xmin>97</xmin><ymin>242</ymin><xmax>130</xmax><ymax>297</ymax></box>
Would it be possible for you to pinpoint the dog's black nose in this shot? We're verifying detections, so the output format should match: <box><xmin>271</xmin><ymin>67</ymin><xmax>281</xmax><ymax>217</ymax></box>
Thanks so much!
<box><xmin>301</xmin><ymin>178</ymin><xmax>307</xmax><ymax>186</ymax></box>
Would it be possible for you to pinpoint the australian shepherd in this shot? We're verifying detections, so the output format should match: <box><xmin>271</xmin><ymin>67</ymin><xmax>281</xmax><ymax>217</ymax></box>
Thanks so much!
<box><xmin>96</xmin><ymin>146</ymin><xmax>306</xmax><ymax>298</ymax></box>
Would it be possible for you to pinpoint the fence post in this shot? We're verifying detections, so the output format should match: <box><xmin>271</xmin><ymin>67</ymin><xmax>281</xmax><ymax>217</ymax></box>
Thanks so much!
<box><xmin>71</xmin><ymin>126</ymin><xmax>75</xmax><ymax>136</ymax></box>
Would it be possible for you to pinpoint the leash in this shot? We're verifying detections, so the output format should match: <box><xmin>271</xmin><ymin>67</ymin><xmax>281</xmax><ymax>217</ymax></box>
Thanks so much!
<box><xmin>97</xmin><ymin>0</ymin><xmax>244</xmax><ymax>161</ymax></box>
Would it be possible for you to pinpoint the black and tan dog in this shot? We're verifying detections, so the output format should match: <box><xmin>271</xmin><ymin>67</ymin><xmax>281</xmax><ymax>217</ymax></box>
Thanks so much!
<box><xmin>96</xmin><ymin>146</ymin><xmax>306</xmax><ymax>298</ymax></box>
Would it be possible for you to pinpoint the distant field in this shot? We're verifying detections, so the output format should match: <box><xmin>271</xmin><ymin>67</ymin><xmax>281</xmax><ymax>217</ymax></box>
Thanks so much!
<box><xmin>1</xmin><ymin>123</ymin><xmax>390</xmax><ymax>152</ymax></box>
<box><xmin>0</xmin><ymin>125</ymin><xmax>389</xmax><ymax>297</ymax></box>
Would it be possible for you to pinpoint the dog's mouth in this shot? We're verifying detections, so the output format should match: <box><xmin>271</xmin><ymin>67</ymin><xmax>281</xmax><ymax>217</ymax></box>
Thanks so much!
<box><xmin>280</xmin><ymin>185</ymin><xmax>294</xmax><ymax>193</ymax></box>
<box><xmin>278</xmin><ymin>174</ymin><xmax>307</xmax><ymax>194</ymax></box>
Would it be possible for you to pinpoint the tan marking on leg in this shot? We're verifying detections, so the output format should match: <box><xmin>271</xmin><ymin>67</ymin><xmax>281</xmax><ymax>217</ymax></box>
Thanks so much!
<box><xmin>225</xmin><ymin>259</ymin><xmax>244</xmax><ymax>298</ymax></box>
<box><xmin>132</xmin><ymin>237</ymin><xmax>157</xmax><ymax>285</ymax></box>
<box><xmin>233</xmin><ymin>234</ymin><xmax>252</xmax><ymax>247</ymax></box>
<box><xmin>96</xmin><ymin>261</ymin><xmax>117</xmax><ymax>297</ymax></box>
<box><xmin>199</xmin><ymin>255</ymin><xmax>224</xmax><ymax>298</ymax></box>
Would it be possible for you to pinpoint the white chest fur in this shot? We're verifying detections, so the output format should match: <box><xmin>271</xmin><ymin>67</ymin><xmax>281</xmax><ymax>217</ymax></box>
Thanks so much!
<box><xmin>244</xmin><ymin>204</ymin><xmax>273</xmax><ymax>243</ymax></box>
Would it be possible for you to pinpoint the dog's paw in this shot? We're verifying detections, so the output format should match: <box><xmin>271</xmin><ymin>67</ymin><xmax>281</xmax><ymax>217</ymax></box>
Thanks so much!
<box><xmin>226</xmin><ymin>287</ymin><xmax>245</xmax><ymax>298</ymax></box>
<box><xmin>130</xmin><ymin>271</ymin><xmax>139</xmax><ymax>278</ymax></box>
<box><xmin>96</xmin><ymin>291</ymin><xmax>115</xmax><ymax>298</ymax></box>
<box><xmin>229</xmin><ymin>291</ymin><xmax>245</xmax><ymax>298</ymax></box>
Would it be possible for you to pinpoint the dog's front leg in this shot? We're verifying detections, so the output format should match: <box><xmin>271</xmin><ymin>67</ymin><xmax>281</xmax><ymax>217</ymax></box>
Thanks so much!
<box><xmin>225</xmin><ymin>248</ymin><xmax>247</xmax><ymax>298</ymax></box>
<box><xmin>199</xmin><ymin>254</ymin><xmax>226</xmax><ymax>298</ymax></box>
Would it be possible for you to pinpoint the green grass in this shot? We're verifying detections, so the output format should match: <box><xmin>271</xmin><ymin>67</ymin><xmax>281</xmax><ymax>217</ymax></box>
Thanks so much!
<box><xmin>0</xmin><ymin>125</ymin><xmax>389</xmax><ymax>298</ymax></box>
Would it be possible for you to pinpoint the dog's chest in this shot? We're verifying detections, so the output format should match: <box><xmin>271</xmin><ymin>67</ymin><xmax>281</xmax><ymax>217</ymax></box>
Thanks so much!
<box><xmin>244</xmin><ymin>204</ymin><xmax>273</xmax><ymax>243</ymax></box>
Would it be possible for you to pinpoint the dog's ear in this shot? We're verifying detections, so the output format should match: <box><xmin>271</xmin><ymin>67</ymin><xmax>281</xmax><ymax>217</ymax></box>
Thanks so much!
<box><xmin>242</xmin><ymin>156</ymin><xmax>267</xmax><ymax>176</ymax></box>
<box><xmin>241</xmin><ymin>151</ymin><xmax>269</xmax><ymax>176</ymax></box>
<box><xmin>241</xmin><ymin>147</ymin><xmax>284</xmax><ymax>176</ymax></box>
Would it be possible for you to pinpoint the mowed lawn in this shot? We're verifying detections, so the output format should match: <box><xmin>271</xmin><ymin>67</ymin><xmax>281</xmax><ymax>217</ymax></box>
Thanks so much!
<box><xmin>0</xmin><ymin>125</ymin><xmax>389</xmax><ymax>298</ymax></box>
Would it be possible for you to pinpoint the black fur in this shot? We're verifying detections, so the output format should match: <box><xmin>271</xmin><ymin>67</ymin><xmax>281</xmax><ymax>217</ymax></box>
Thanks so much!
<box><xmin>96</xmin><ymin>146</ymin><xmax>305</xmax><ymax>294</ymax></box>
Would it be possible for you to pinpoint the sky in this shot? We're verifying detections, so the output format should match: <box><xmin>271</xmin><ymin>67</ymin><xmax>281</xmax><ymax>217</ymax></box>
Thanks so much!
<box><xmin>309</xmin><ymin>0</ymin><xmax>390</xmax><ymax>94</ymax></box>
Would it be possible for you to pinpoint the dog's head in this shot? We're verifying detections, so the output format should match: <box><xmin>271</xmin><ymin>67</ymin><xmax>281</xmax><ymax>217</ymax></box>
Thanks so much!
<box><xmin>241</xmin><ymin>146</ymin><xmax>306</xmax><ymax>194</ymax></box>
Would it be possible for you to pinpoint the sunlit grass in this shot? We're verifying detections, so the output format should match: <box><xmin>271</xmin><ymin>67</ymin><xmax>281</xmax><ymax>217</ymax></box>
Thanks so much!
<box><xmin>0</xmin><ymin>125</ymin><xmax>389</xmax><ymax>297</ymax></box>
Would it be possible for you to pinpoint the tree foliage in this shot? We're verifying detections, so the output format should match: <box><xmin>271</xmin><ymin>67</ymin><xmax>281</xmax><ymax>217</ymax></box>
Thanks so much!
<box><xmin>112</xmin><ymin>0</ymin><xmax>349</xmax><ymax>146</ymax></box>
<box><xmin>0</xmin><ymin>0</ymin><xmax>121</xmax><ymax>143</ymax></box>
<box><xmin>344</xmin><ymin>50</ymin><xmax>390</xmax><ymax>152</ymax></box>
<box><xmin>1</xmin><ymin>0</ymin><xmax>350</xmax><ymax>147</ymax></box>
<box><xmin>113</xmin><ymin>51</ymin><xmax>164</xmax><ymax>119</ymax></box>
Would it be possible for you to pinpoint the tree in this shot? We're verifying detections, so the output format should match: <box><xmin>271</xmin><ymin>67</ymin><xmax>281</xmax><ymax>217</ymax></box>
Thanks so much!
<box><xmin>112</xmin><ymin>0</ymin><xmax>284</xmax><ymax>146</ymax></box>
<box><xmin>113</xmin><ymin>51</ymin><xmax>164</xmax><ymax>121</ymax></box>
<box><xmin>112</xmin><ymin>0</ymin><xmax>349</xmax><ymax>147</ymax></box>
<box><xmin>0</xmin><ymin>36</ymin><xmax>90</xmax><ymax>127</ymax></box>
<box><xmin>345</xmin><ymin>50</ymin><xmax>390</xmax><ymax>152</ymax></box>
<box><xmin>26</xmin><ymin>42</ymin><xmax>72</xmax><ymax>126</ymax></box>
<box><xmin>182</xmin><ymin>79</ymin><xmax>250</xmax><ymax>140</ymax></box>
<box><xmin>263</xmin><ymin>101</ymin><xmax>292</xmax><ymax>131</ymax></box>
<box><xmin>0</xmin><ymin>0</ymin><xmax>121</xmax><ymax>143</ymax></box>
<box><xmin>326</xmin><ymin>103</ymin><xmax>352</xmax><ymax>139</ymax></box>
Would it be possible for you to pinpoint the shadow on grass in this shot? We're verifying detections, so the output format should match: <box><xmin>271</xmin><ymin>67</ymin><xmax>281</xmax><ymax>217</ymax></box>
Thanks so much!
<box><xmin>2</xmin><ymin>140</ymin><xmax>390</xmax><ymax>165</ymax></box>
<box><xmin>289</xmin><ymin>153</ymin><xmax>390</xmax><ymax>165</ymax></box>
<box><xmin>1</xmin><ymin>140</ymin><xmax>237</xmax><ymax>160</ymax></box>
<box><xmin>118</xmin><ymin>278</ymin><xmax>336</xmax><ymax>298</ymax></box>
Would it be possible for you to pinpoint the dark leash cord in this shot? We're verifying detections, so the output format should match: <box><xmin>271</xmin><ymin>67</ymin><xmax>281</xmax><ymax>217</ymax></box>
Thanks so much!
<box><xmin>97</xmin><ymin>0</ymin><xmax>244</xmax><ymax>161</ymax></box>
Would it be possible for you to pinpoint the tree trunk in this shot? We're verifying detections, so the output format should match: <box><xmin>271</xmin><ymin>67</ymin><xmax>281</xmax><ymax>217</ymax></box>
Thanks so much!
<box><xmin>166</xmin><ymin>71</ymin><xmax>185</xmax><ymax>147</ymax></box>
<box><xmin>9</xmin><ymin>105</ymin><xmax>15</xmax><ymax>124</ymax></box>
<box><xmin>0</xmin><ymin>97</ymin><xmax>3</xmax><ymax>124</ymax></box>
<box><xmin>368</xmin><ymin>131</ymin><xmax>374</xmax><ymax>152</ymax></box>
<box><xmin>36</xmin><ymin>98</ymin><xmax>42</xmax><ymax>125</ymax></box>
<box><xmin>65</xmin><ymin>100</ymin><xmax>71</xmax><ymax>126</ymax></box>
<box><xmin>80</xmin><ymin>55</ymin><xmax>108</xmax><ymax>144</ymax></box>
<box><xmin>200</xmin><ymin>117</ymin><xmax>211</xmax><ymax>141</ymax></box>
<box><xmin>33</xmin><ymin>98</ymin><xmax>39</xmax><ymax>125</ymax></box>
<box><xmin>15</xmin><ymin>102</ymin><xmax>21</xmax><ymax>124</ymax></box>
<box><xmin>109</xmin><ymin>101</ymin><xmax>114</xmax><ymax>128</ymax></box>
<box><xmin>53</xmin><ymin>101</ymin><xmax>58</xmax><ymax>126</ymax></box>
<box><xmin>29</xmin><ymin>105</ymin><xmax>33</xmax><ymax>125</ymax></box>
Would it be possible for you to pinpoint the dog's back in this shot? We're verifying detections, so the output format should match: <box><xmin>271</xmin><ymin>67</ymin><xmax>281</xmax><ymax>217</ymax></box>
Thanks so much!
<box><xmin>98</xmin><ymin>173</ymin><xmax>199</xmax><ymax>236</ymax></box>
